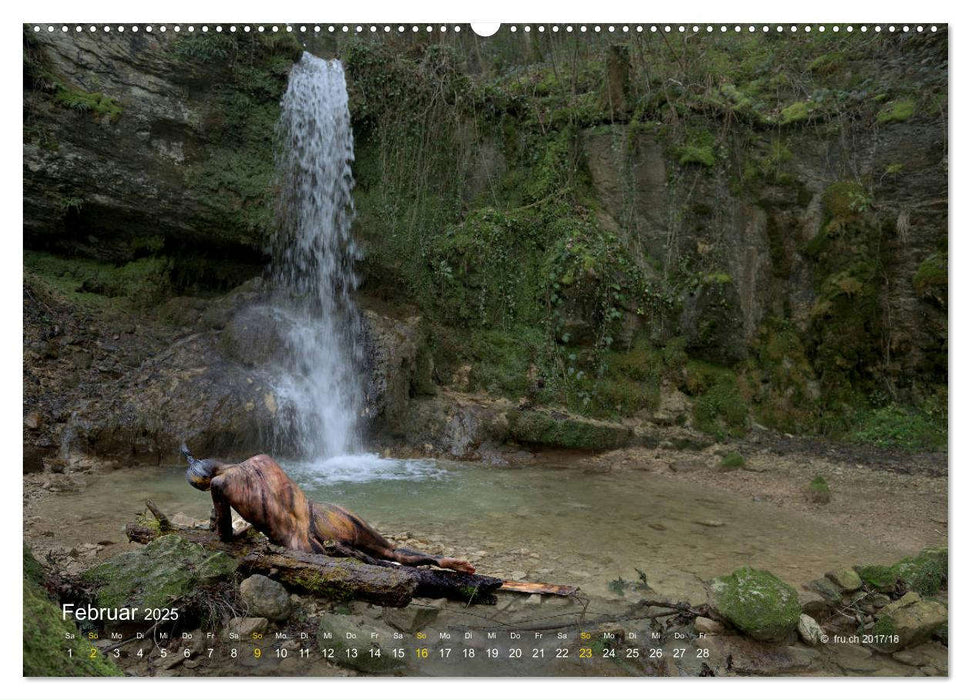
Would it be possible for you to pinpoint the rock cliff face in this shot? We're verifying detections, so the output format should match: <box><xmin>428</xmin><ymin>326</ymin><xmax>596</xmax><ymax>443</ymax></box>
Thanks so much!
<box><xmin>577</xmin><ymin>116</ymin><xmax>947</xmax><ymax>374</ymax></box>
<box><xmin>23</xmin><ymin>27</ymin><xmax>948</xmax><ymax>459</ymax></box>
<box><xmin>24</xmin><ymin>29</ymin><xmax>302</xmax><ymax>285</ymax></box>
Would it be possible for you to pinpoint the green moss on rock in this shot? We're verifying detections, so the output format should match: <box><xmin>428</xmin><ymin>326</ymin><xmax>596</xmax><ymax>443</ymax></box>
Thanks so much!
<box><xmin>53</xmin><ymin>86</ymin><xmax>123</xmax><ymax>121</ymax></box>
<box><xmin>877</xmin><ymin>98</ymin><xmax>916</xmax><ymax>124</ymax></box>
<box><xmin>750</xmin><ymin>319</ymin><xmax>819</xmax><ymax>434</ymax></box>
<box><xmin>24</xmin><ymin>541</ymin><xmax>44</xmax><ymax>587</ymax></box>
<box><xmin>809</xmin><ymin>475</ymin><xmax>831</xmax><ymax>504</ymax></box>
<box><xmin>852</xmin><ymin>406</ymin><xmax>946</xmax><ymax>451</ymax></box>
<box><xmin>691</xmin><ymin>370</ymin><xmax>749</xmax><ymax>440</ymax></box>
<box><xmin>856</xmin><ymin>548</ymin><xmax>947</xmax><ymax>597</ymax></box>
<box><xmin>507</xmin><ymin>409</ymin><xmax>633</xmax><ymax>450</ymax></box>
<box><xmin>708</xmin><ymin>567</ymin><xmax>802</xmax><ymax>642</ymax></box>
<box><xmin>868</xmin><ymin>591</ymin><xmax>947</xmax><ymax>652</ymax></box>
<box><xmin>892</xmin><ymin>547</ymin><xmax>947</xmax><ymax>597</ymax></box>
<box><xmin>808</xmin><ymin>53</ymin><xmax>845</xmax><ymax>75</ymax></box>
<box><xmin>825</xmin><ymin>568</ymin><xmax>862</xmax><ymax>592</ymax></box>
<box><xmin>854</xmin><ymin>564</ymin><xmax>899</xmax><ymax>592</ymax></box>
<box><xmin>677</xmin><ymin>127</ymin><xmax>717</xmax><ymax>167</ymax></box>
<box><xmin>820</xmin><ymin>180</ymin><xmax>871</xmax><ymax>222</ymax></box>
<box><xmin>780</xmin><ymin>101</ymin><xmax>810</xmax><ymax>125</ymax></box>
<box><xmin>719</xmin><ymin>451</ymin><xmax>745</xmax><ymax>470</ymax></box>
<box><xmin>23</xmin><ymin>546</ymin><xmax>122</xmax><ymax>677</ymax></box>
<box><xmin>81</xmin><ymin>534</ymin><xmax>238</xmax><ymax>609</ymax></box>
<box><xmin>678</xmin><ymin>144</ymin><xmax>716</xmax><ymax>167</ymax></box>
<box><xmin>23</xmin><ymin>251</ymin><xmax>173</xmax><ymax>309</ymax></box>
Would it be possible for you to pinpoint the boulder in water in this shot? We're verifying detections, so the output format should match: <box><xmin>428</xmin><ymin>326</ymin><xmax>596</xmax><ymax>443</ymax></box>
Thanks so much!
<box><xmin>708</xmin><ymin>567</ymin><xmax>801</xmax><ymax>642</ymax></box>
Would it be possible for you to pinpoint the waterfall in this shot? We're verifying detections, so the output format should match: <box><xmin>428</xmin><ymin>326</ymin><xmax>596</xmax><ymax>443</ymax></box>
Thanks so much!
<box><xmin>270</xmin><ymin>52</ymin><xmax>364</xmax><ymax>459</ymax></box>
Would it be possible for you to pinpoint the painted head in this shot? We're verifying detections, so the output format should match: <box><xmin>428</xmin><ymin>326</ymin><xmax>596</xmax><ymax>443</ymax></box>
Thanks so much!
<box><xmin>181</xmin><ymin>442</ymin><xmax>220</xmax><ymax>491</ymax></box>
<box><xmin>185</xmin><ymin>459</ymin><xmax>217</xmax><ymax>491</ymax></box>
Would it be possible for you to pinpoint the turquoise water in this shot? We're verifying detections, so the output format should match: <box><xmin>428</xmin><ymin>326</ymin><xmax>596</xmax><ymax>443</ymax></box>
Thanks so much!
<box><xmin>32</xmin><ymin>455</ymin><xmax>909</xmax><ymax>603</ymax></box>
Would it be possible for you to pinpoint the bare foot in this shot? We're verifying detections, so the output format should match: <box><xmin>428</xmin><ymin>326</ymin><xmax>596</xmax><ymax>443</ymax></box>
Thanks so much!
<box><xmin>439</xmin><ymin>558</ymin><xmax>476</xmax><ymax>574</ymax></box>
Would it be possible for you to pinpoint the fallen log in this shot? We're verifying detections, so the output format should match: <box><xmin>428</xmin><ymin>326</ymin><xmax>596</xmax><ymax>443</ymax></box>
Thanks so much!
<box><xmin>240</xmin><ymin>547</ymin><xmax>421</xmax><ymax>607</ymax></box>
<box><xmin>125</xmin><ymin>507</ymin><xmax>503</xmax><ymax>606</ymax></box>
<box><xmin>239</xmin><ymin>547</ymin><xmax>501</xmax><ymax>606</ymax></box>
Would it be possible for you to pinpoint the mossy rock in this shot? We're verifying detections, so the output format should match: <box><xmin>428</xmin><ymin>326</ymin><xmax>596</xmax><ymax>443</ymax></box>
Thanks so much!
<box><xmin>678</xmin><ymin>144</ymin><xmax>715</xmax><ymax>167</ymax></box>
<box><xmin>854</xmin><ymin>564</ymin><xmax>899</xmax><ymax>593</ymax></box>
<box><xmin>708</xmin><ymin>567</ymin><xmax>801</xmax><ymax>642</ymax></box>
<box><xmin>868</xmin><ymin>591</ymin><xmax>947</xmax><ymax>652</ymax></box>
<box><xmin>779</xmin><ymin>101</ymin><xmax>810</xmax><ymax>125</ymax></box>
<box><xmin>891</xmin><ymin>547</ymin><xmax>947</xmax><ymax>596</ymax></box>
<box><xmin>808</xmin><ymin>577</ymin><xmax>843</xmax><ymax>605</ymax></box>
<box><xmin>809</xmin><ymin>475</ymin><xmax>831</xmax><ymax>504</ymax></box>
<box><xmin>855</xmin><ymin>548</ymin><xmax>947</xmax><ymax>596</ymax></box>
<box><xmin>826</xmin><ymin>568</ymin><xmax>862</xmax><ymax>592</ymax></box>
<box><xmin>507</xmin><ymin>409</ymin><xmax>634</xmax><ymax>450</ymax></box>
<box><xmin>81</xmin><ymin>534</ymin><xmax>238</xmax><ymax>609</ymax></box>
<box><xmin>718</xmin><ymin>451</ymin><xmax>745</xmax><ymax>471</ymax></box>
<box><xmin>876</xmin><ymin>98</ymin><xmax>916</xmax><ymax>124</ymax></box>
<box><xmin>24</xmin><ymin>541</ymin><xmax>44</xmax><ymax>587</ymax></box>
<box><xmin>820</xmin><ymin>180</ymin><xmax>869</xmax><ymax>222</ymax></box>
<box><xmin>53</xmin><ymin>85</ymin><xmax>123</xmax><ymax>121</ymax></box>
<box><xmin>690</xmin><ymin>371</ymin><xmax>749</xmax><ymax>440</ymax></box>
<box><xmin>23</xmin><ymin>547</ymin><xmax>122</xmax><ymax>677</ymax></box>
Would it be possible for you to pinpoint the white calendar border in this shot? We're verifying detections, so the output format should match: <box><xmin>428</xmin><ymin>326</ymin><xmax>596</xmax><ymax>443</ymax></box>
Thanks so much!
<box><xmin>5</xmin><ymin>0</ymin><xmax>962</xmax><ymax>698</ymax></box>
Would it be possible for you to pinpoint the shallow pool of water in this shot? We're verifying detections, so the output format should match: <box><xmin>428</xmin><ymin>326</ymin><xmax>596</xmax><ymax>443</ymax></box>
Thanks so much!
<box><xmin>31</xmin><ymin>455</ymin><xmax>912</xmax><ymax>604</ymax></box>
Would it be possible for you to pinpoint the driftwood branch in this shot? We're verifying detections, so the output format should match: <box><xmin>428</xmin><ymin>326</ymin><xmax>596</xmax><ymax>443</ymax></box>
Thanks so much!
<box><xmin>144</xmin><ymin>500</ymin><xmax>172</xmax><ymax>531</ymax></box>
<box><xmin>499</xmin><ymin>580</ymin><xmax>579</xmax><ymax>596</ymax></box>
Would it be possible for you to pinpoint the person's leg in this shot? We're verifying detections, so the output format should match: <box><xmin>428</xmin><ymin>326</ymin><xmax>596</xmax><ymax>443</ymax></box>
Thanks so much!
<box><xmin>374</xmin><ymin>545</ymin><xmax>476</xmax><ymax>574</ymax></box>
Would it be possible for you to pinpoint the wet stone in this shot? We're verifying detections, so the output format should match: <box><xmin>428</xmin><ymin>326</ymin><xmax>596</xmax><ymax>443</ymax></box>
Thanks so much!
<box><xmin>239</xmin><ymin>574</ymin><xmax>291</xmax><ymax>622</ymax></box>
<box><xmin>227</xmin><ymin>617</ymin><xmax>269</xmax><ymax>638</ymax></box>
<box><xmin>316</xmin><ymin>613</ymin><xmax>404</xmax><ymax>674</ymax></box>
<box><xmin>797</xmin><ymin>614</ymin><xmax>823</xmax><ymax>646</ymax></box>
<box><xmin>798</xmin><ymin>589</ymin><xmax>830</xmax><ymax>617</ymax></box>
<box><xmin>694</xmin><ymin>617</ymin><xmax>725</xmax><ymax>635</ymax></box>
<box><xmin>809</xmin><ymin>577</ymin><xmax>843</xmax><ymax>605</ymax></box>
<box><xmin>826</xmin><ymin>568</ymin><xmax>862</xmax><ymax>592</ymax></box>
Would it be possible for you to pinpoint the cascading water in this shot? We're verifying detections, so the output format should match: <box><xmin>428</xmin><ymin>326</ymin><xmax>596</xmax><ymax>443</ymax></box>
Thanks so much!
<box><xmin>267</xmin><ymin>52</ymin><xmax>444</xmax><ymax>485</ymax></box>
<box><xmin>270</xmin><ymin>53</ymin><xmax>364</xmax><ymax>459</ymax></box>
